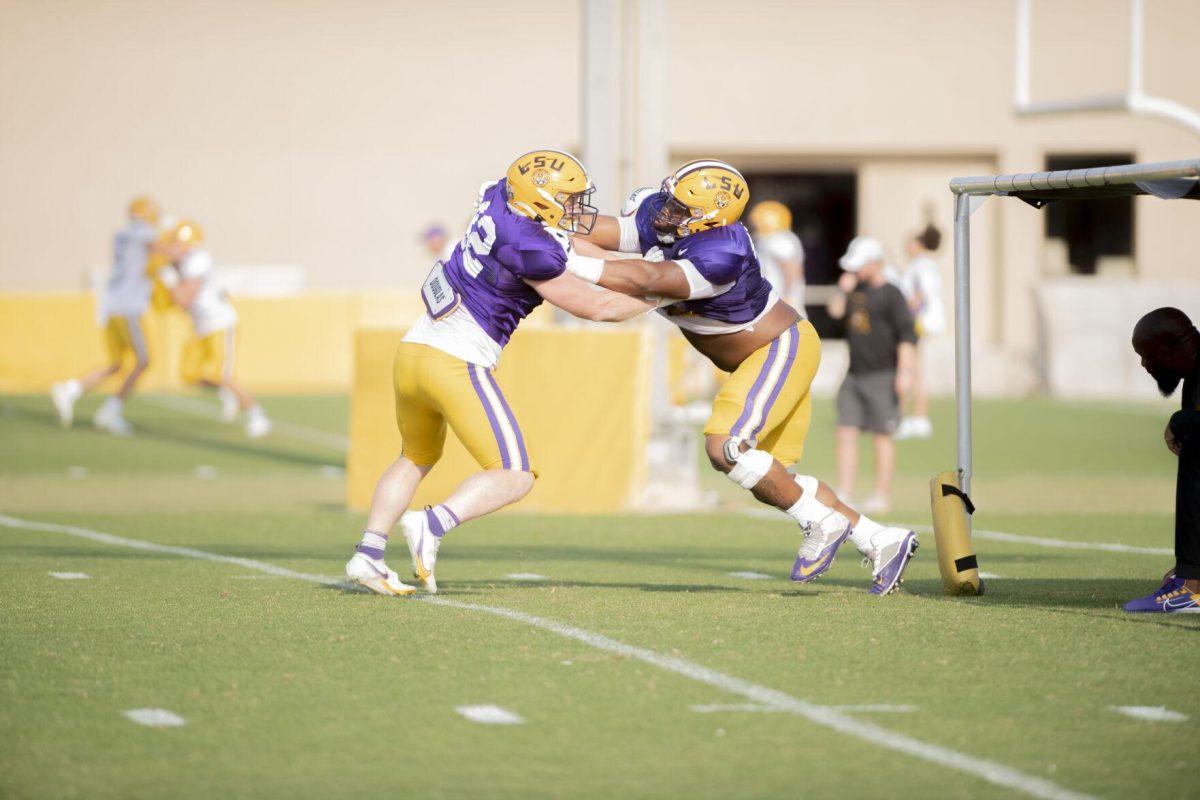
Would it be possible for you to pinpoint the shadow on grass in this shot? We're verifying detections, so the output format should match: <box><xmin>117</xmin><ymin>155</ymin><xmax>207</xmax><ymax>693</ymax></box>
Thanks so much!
<box><xmin>3</xmin><ymin>400</ymin><xmax>339</xmax><ymax>470</ymax></box>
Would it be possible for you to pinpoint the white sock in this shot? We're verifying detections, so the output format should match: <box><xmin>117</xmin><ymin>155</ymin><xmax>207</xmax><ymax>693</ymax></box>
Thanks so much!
<box><xmin>785</xmin><ymin>475</ymin><xmax>832</xmax><ymax>525</ymax></box>
<box><xmin>850</xmin><ymin>513</ymin><xmax>887</xmax><ymax>555</ymax></box>
<box><xmin>64</xmin><ymin>379</ymin><xmax>82</xmax><ymax>398</ymax></box>
<box><xmin>248</xmin><ymin>404</ymin><xmax>266</xmax><ymax>419</ymax></box>
<box><xmin>100</xmin><ymin>396</ymin><xmax>123</xmax><ymax>415</ymax></box>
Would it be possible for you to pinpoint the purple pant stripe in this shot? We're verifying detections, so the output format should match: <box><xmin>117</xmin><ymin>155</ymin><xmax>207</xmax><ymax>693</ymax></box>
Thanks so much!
<box><xmin>730</xmin><ymin>335</ymin><xmax>781</xmax><ymax>437</ymax></box>
<box><xmin>485</xmin><ymin>370</ymin><xmax>529</xmax><ymax>470</ymax></box>
<box><xmin>468</xmin><ymin>365</ymin><xmax>511</xmax><ymax>469</ymax></box>
<box><xmin>748</xmin><ymin>325</ymin><xmax>799</xmax><ymax>440</ymax></box>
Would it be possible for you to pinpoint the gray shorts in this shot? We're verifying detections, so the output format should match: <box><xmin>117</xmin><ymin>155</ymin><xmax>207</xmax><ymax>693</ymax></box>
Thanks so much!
<box><xmin>837</xmin><ymin>370</ymin><xmax>899</xmax><ymax>435</ymax></box>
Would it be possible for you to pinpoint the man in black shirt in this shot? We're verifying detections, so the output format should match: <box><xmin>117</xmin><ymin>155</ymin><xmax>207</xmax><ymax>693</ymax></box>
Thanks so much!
<box><xmin>1125</xmin><ymin>307</ymin><xmax>1200</xmax><ymax>613</ymax></box>
<box><xmin>827</xmin><ymin>236</ymin><xmax>917</xmax><ymax>513</ymax></box>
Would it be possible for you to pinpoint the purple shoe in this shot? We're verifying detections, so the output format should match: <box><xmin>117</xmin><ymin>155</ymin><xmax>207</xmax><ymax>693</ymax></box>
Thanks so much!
<box><xmin>790</xmin><ymin>515</ymin><xmax>852</xmax><ymax>582</ymax></box>
<box><xmin>868</xmin><ymin>529</ymin><xmax>918</xmax><ymax>596</ymax></box>
<box><xmin>1123</xmin><ymin>575</ymin><xmax>1198</xmax><ymax>613</ymax></box>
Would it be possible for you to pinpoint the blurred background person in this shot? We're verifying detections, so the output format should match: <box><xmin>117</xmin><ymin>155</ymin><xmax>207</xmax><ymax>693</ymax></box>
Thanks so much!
<box><xmin>51</xmin><ymin>196</ymin><xmax>161</xmax><ymax>436</ymax></box>
<box><xmin>893</xmin><ymin>223</ymin><xmax>945</xmax><ymax>440</ymax></box>
<box><xmin>748</xmin><ymin>200</ymin><xmax>805</xmax><ymax>310</ymax></box>
<box><xmin>420</xmin><ymin>223</ymin><xmax>455</xmax><ymax>263</ymax></box>
<box><xmin>158</xmin><ymin>220</ymin><xmax>272</xmax><ymax>439</ymax></box>
<box><xmin>827</xmin><ymin>236</ymin><xmax>917</xmax><ymax>513</ymax></box>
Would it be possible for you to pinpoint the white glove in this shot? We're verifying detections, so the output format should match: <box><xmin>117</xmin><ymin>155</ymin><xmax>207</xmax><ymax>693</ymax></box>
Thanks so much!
<box><xmin>645</xmin><ymin>246</ymin><xmax>666</xmax><ymax>263</ymax></box>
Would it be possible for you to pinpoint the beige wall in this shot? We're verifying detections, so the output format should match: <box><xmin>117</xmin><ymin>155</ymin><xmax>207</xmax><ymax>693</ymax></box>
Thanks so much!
<box><xmin>2</xmin><ymin>0</ymin><xmax>1198</xmax><ymax>361</ymax></box>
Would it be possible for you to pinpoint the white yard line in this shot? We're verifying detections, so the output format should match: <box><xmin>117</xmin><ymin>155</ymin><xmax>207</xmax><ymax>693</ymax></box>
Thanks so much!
<box><xmin>505</xmin><ymin>573</ymin><xmax>548</xmax><ymax>581</ymax></box>
<box><xmin>48</xmin><ymin>571</ymin><xmax>90</xmax><ymax>580</ymax></box>
<box><xmin>691</xmin><ymin>703</ymin><xmax>918</xmax><ymax>714</ymax></box>
<box><xmin>124</xmin><ymin>708</ymin><xmax>186</xmax><ymax>727</ymax></box>
<box><xmin>740</xmin><ymin>508</ymin><xmax>1173</xmax><ymax>557</ymax></box>
<box><xmin>144</xmin><ymin>395</ymin><xmax>350</xmax><ymax>451</ymax></box>
<box><xmin>455</xmin><ymin>705</ymin><xmax>524</xmax><ymax>725</ymax></box>
<box><xmin>0</xmin><ymin>513</ymin><xmax>1095</xmax><ymax>800</ymax></box>
<box><xmin>1109</xmin><ymin>706</ymin><xmax>1188</xmax><ymax>722</ymax></box>
<box><xmin>728</xmin><ymin>571</ymin><xmax>773</xmax><ymax>580</ymax></box>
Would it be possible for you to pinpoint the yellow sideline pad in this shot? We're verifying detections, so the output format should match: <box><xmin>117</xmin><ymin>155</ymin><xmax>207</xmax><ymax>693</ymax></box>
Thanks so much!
<box><xmin>930</xmin><ymin>469</ymin><xmax>984</xmax><ymax>595</ymax></box>
<box><xmin>347</xmin><ymin>328</ymin><xmax>652</xmax><ymax>514</ymax></box>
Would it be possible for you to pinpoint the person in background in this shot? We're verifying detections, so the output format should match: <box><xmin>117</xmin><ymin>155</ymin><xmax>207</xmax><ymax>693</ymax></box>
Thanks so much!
<box><xmin>894</xmin><ymin>224</ymin><xmax>945</xmax><ymax>440</ymax></box>
<box><xmin>827</xmin><ymin>236</ymin><xmax>917</xmax><ymax>514</ymax></box>
<box><xmin>1125</xmin><ymin>307</ymin><xmax>1200</xmax><ymax>613</ymax></box>
<box><xmin>51</xmin><ymin>196</ymin><xmax>161</xmax><ymax>436</ymax></box>
<box><xmin>420</xmin><ymin>223</ymin><xmax>455</xmax><ymax>263</ymax></box>
<box><xmin>158</xmin><ymin>220</ymin><xmax>272</xmax><ymax>439</ymax></box>
<box><xmin>747</xmin><ymin>200</ymin><xmax>805</xmax><ymax>310</ymax></box>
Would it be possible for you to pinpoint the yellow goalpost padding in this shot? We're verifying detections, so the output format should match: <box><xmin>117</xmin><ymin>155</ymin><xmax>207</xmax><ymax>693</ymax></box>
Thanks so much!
<box><xmin>346</xmin><ymin>327</ymin><xmax>653</xmax><ymax>514</ymax></box>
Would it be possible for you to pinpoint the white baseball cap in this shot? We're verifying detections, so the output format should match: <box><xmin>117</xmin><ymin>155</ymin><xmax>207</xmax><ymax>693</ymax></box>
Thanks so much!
<box><xmin>839</xmin><ymin>236</ymin><xmax>884</xmax><ymax>272</ymax></box>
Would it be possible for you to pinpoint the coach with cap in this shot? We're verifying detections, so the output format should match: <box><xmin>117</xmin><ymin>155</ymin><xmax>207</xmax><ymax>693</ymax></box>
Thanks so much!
<box><xmin>1125</xmin><ymin>306</ymin><xmax>1200</xmax><ymax>613</ymax></box>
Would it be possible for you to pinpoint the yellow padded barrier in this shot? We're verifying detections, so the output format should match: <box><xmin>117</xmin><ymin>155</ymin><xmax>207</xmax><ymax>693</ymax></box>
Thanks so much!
<box><xmin>0</xmin><ymin>291</ymin><xmax>424</xmax><ymax>393</ymax></box>
<box><xmin>347</xmin><ymin>327</ymin><xmax>651</xmax><ymax>514</ymax></box>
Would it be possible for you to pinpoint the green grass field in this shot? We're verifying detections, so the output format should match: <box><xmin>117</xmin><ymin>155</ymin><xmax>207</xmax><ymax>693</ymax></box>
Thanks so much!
<box><xmin>1</xmin><ymin>391</ymin><xmax>1195</xmax><ymax>800</ymax></box>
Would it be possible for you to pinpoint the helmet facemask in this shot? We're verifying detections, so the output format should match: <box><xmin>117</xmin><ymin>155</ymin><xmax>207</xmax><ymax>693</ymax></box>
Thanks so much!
<box><xmin>653</xmin><ymin>183</ymin><xmax>701</xmax><ymax>241</ymax></box>
<box><xmin>557</xmin><ymin>186</ymin><xmax>598</xmax><ymax>234</ymax></box>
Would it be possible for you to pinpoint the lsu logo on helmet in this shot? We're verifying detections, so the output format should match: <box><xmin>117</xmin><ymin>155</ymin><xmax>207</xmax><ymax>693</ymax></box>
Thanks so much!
<box><xmin>505</xmin><ymin>150</ymin><xmax>598</xmax><ymax>234</ymax></box>
<box><xmin>655</xmin><ymin>160</ymin><xmax>749</xmax><ymax>239</ymax></box>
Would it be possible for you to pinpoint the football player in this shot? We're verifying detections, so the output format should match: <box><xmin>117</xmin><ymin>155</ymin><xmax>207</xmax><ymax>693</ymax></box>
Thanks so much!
<box><xmin>747</xmin><ymin>200</ymin><xmax>805</xmax><ymax>310</ymax></box>
<box><xmin>571</xmin><ymin>161</ymin><xmax>917</xmax><ymax>595</ymax></box>
<box><xmin>158</xmin><ymin>220</ymin><xmax>272</xmax><ymax>439</ymax></box>
<box><xmin>345</xmin><ymin>150</ymin><xmax>655</xmax><ymax>596</ymax></box>
<box><xmin>52</xmin><ymin>196</ymin><xmax>160</xmax><ymax>436</ymax></box>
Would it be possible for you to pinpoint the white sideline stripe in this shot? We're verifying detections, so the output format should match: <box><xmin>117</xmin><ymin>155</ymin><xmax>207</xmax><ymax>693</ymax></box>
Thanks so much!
<box><xmin>740</xmin><ymin>508</ymin><xmax>1174</xmax><ymax>556</ymax></box>
<box><xmin>455</xmin><ymin>704</ymin><xmax>524</xmax><ymax>725</ymax></box>
<box><xmin>145</xmin><ymin>395</ymin><xmax>350</xmax><ymax>451</ymax></box>
<box><xmin>124</xmin><ymin>708</ymin><xmax>186</xmax><ymax>727</ymax></box>
<box><xmin>49</xmin><ymin>571</ymin><xmax>90</xmax><ymax>580</ymax></box>
<box><xmin>728</xmin><ymin>570</ymin><xmax>773</xmax><ymax>580</ymax></box>
<box><xmin>1109</xmin><ymin>705</ymin><xmax>1188</xmax><ymax>722</ymax></box>
<box><xmin>0</xmin><ymin>513</ymin><xmax>1095</xmax><ymax>800</ymax></box>
<box><xmin>692</xmin><ymin>703</ymin><xmax>918</xmax><ymax>714</ymax></box>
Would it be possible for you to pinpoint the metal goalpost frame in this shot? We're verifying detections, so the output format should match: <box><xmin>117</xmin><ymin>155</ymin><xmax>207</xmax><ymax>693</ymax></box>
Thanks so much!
<box><xmin>1015</xmin><ymin>0</ymin><xmax>1200</xmax><ymax>138</ymax></box>
<box><xmin>948</xmin><ymin>157</ymin><xmax>1200</xmax><ymax>501</ymax></box>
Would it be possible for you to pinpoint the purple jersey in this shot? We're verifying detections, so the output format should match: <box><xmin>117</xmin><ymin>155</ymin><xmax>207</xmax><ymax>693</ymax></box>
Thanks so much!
<box><xmin>440</xmin><ymin>180</ymin><xmax>569</xmax><ymax>347</ymax></box>
<box><xmin>633</xmin><ymin>192</ymin><xmax>773</xmax><ymax>326</ymax></box>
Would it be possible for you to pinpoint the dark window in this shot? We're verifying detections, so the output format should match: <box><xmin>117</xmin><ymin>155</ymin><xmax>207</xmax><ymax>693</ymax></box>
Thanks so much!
<box><xmin>741</xmin><ymin>170</ymin><xmax>856</xmax><ymax>338</ymax></box>
<box><xmin>1044</xmin><ymin>154</ymin><xmax>1135</xmax><ymax>274</ymax></box>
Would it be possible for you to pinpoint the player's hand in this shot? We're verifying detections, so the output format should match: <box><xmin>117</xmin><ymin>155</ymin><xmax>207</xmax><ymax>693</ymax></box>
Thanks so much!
<box><xmin>837</xmin><ymin>272</ymin><xmax>858</xmax><ymax>293</ymax></box>
<box><xmin>645</xmin><ymin>246</ymin><xmax>666</xmax><ymax>263</ymax></box>
<box><xmin>1165</xmin><ymin>422</ymin><xmax>1182</xmax><ymax>456</ymax></box>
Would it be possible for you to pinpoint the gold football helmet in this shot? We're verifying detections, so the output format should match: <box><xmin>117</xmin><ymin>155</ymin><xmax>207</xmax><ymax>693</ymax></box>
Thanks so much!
<box><xmin>166</xmin><ymin>219</ymin><xmax>204</xmax><ymax>249</ymax></box>
<box><xmin>505</xmin><ymin>150</ymin><xmax>597</xmax><ymax>234</ymax></box>
<box><xmin>655</xmin><ymin>160</ymin><xmax>749</xmax><ymax>239</ymax></box>
<box><xmin>748</xmin><ymin>200</ymin><xmax>791</xmax><ymax>236</ymax></box>
<box><xmin>128</xmin><ymin>196</ymin><xmax>160</xmax><ymax>226</ymax></box>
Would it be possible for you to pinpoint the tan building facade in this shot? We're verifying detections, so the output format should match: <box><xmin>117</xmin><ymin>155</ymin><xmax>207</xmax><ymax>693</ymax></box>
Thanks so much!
<box><xmin>2</xmin><ymin>0</ymin><xmax>1198</xmax><ymax>391</ymax></box>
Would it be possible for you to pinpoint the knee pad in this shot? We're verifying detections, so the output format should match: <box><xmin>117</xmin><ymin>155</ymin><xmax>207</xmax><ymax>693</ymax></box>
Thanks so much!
<box><xmin>726</xmin><ymin>447</ymin><xmax>773</xmax><ymax>490</ymax></box>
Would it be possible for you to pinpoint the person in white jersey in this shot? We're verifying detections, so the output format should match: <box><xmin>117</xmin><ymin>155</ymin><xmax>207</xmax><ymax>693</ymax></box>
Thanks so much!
<box><xmin>52</xmin><ymin>196</ymin><xmax>161</xmax><ymax>436</ymax></box>
<box><xmin>158</xmin><ymin>220</ymin><xmax>272</xmax><ymax>439</ymax></box>
<box><xmin>893</xmin><ymin>224</ymin><xmax>945</xmax><ymax>440</ymax></box>
<box><xmin>747</xmin><ymin>200</ymin><xmax>805</xmax><ymax>310</ymax></box>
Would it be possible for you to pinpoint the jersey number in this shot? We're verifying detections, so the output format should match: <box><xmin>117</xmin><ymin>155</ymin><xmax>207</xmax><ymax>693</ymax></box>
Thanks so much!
<box><xmin>462</xmin><ymin>202</ymin><xmax>497</xmax><ymax>278</ymax></box>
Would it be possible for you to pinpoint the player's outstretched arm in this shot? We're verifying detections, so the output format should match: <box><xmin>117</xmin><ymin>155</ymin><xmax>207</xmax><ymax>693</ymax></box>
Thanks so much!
<box><xmin>527</xmin><ymin>273</ymin><xmax>654</xmax><ymax>323</ymax></box>
<box><xmin>565</xmin><ymin>250</ymin><xmax>692</xmax><ymax>300</ymax></box>
<box><xmin>573</xmin><ymin>214</ymin><xmax>622</xmax><ymax>251</ymax></box>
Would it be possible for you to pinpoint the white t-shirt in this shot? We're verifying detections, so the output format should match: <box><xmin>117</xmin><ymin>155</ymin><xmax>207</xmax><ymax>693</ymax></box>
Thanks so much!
<box><xmin>896</xmin><ymin>254</ymin><xmax>946</xmax><ymax>335</ymax></box>
<box><xmin>754</xmin><ymin>230</ymin><xmax>805</xmax><ymax>307</ymax></box>
<box><xmin>179</xmin><ymin>250</ymin><xmax>238</xmax><ymax>336</ymax></box>
<box><xmin>99</xmin><ymin>221</ymin><xmax>157</xmax><ymax>322</ymax></box>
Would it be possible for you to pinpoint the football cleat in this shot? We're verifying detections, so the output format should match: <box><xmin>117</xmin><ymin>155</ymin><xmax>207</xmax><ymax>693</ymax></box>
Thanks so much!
<box><xmin>1123</xmin><ymin>576</ymin><xmax>1199</xmax><ymax>613</ymax></box>
<box><xmin>865</xmin><ymin>528</ymin><xmax>919</xmax><ymax>596</ymax></box>
<box><xmin>50</xmin><ymin>382</ymin><xmax>79</xmax><ymax>427</ymax></box>
<box><xmin>245</xmin><ymin>411</ymin><xmax>272</xmax><ymax>439</ymax></box>
<box><xmin>790</xmin><ymin>511</ymin><xmax>852</xmax><ymax>582</ymax></box>
<box><xmin>402</xmin><ymin>510</ymin><xmax>441</xmax><ymax>594</ymax></box>
<box><xmin>344</xmin><ymin>552</ymin><xmax>416</xmax><ymax>596</ymax></box>
<box><xmin>93</xmin><ymin>404</ymin><xmax>133</xmax><ymax>437</ymax></box>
